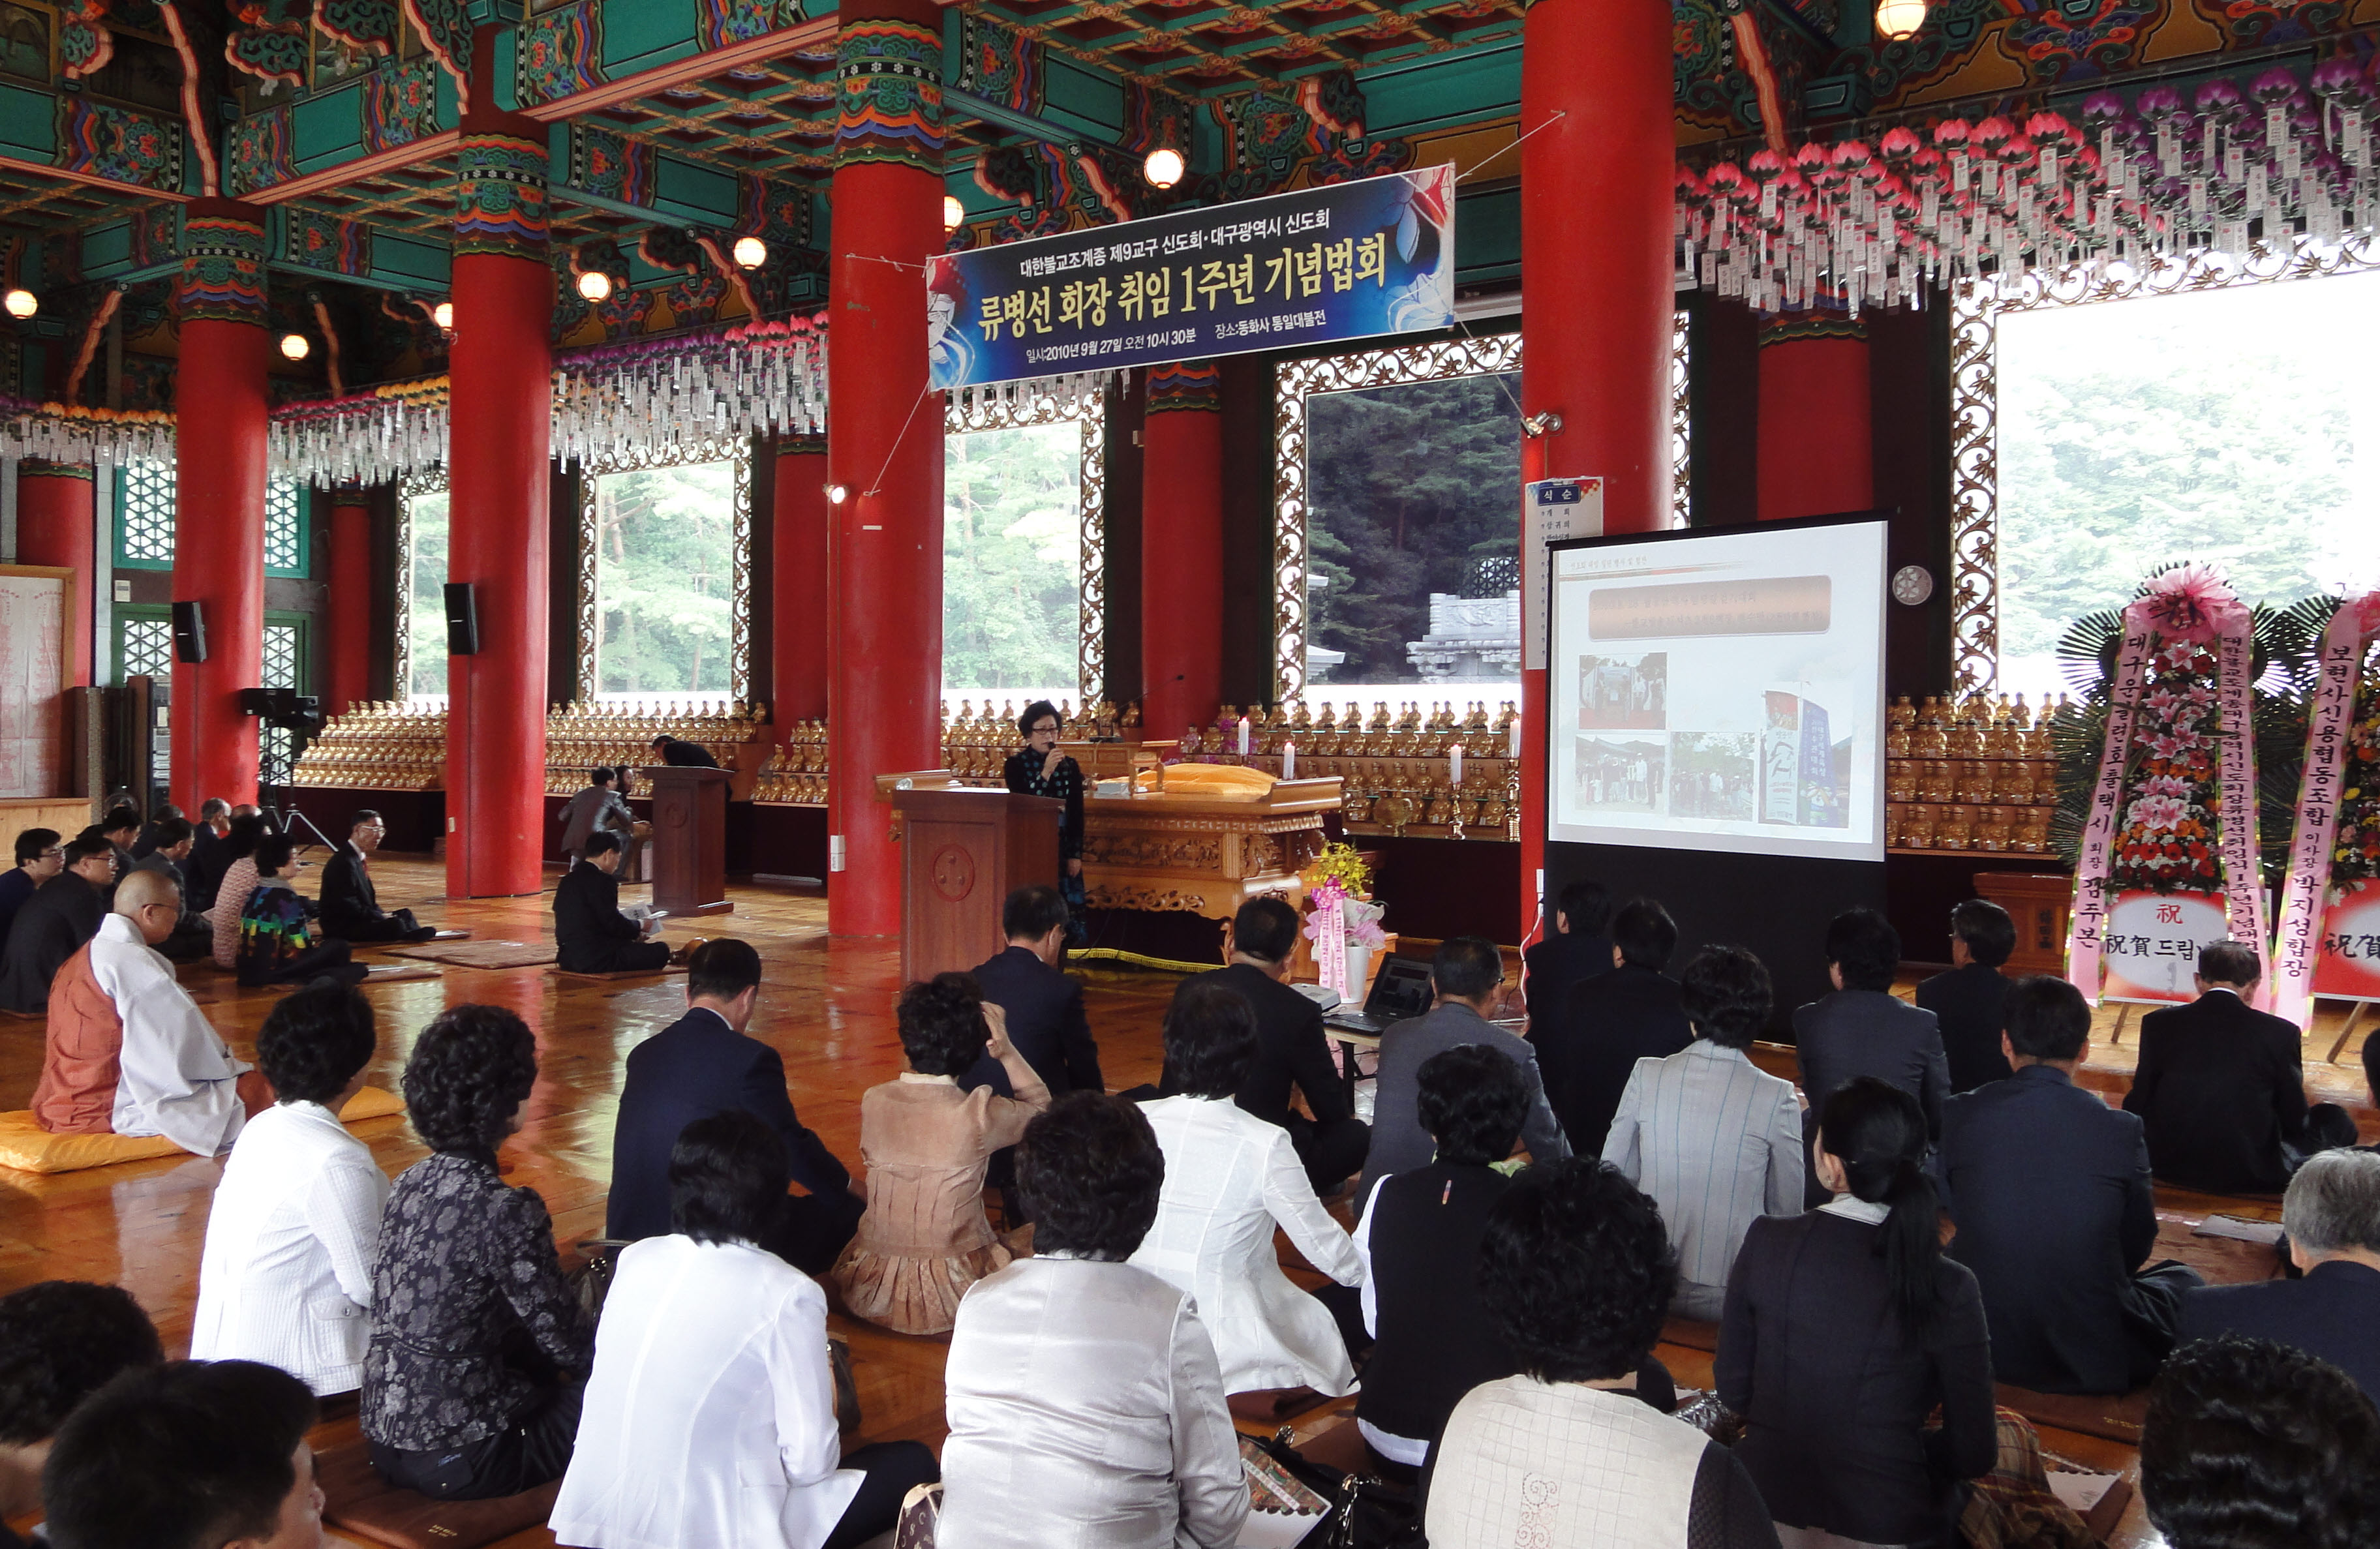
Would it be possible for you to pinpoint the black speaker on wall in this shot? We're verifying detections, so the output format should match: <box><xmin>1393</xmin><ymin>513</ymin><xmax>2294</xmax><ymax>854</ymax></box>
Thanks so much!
<box><xmin>444</xmin><ymin>582</ymin><xmax>480</xmax><ymax>655</ymax></box>
<box><xmin>170</xmin><ymin>601</ymin><xmax>207</xmax><ymax>663</ymax></box>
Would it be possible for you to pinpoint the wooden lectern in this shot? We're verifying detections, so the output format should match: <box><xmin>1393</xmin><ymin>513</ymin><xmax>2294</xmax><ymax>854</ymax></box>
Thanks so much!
<box><xmin>885</xmin><ymin>784</ymin><xmax>1061</xmax><ymax>983</ymax></box>
<box><xmin>645</xmin><ymin>765</ymin><xmax>734</xmax><ymax>918</ymax></box>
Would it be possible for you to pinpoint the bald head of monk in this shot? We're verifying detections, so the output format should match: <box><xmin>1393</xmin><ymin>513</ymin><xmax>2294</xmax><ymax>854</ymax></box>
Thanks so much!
<box><xmin>112</xmin><ymin>868</ymin><xmax>183</xmax><ymax>946</ymax></box>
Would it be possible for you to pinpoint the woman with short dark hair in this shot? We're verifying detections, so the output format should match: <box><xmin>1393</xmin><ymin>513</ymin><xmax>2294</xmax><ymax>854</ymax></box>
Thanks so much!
<box><xmin>233</xmin><ymin>834</ymin><xmax>365</xmax><ymax>988</ymax></box>
<box><xmin>939</xmin><ymin>1092</ymin><xmax>1248</xmax><ymax>1549</ymax></box>
<box><xmin>1717</xmin><ymin>1077</ymin><xmax>1996</xmax><ymax>1548</ymax></box>
<box><xmin>1129</xmin><ymin>978</ymin><xmax>1365</xmax><ymax>1396</ymax></box>
<box><xmin>555</xmin><ymin>1111</ymin><xmax>938</xmax><ymax>1549</ymax></box>
<box><xmin>362</xmin><ymin>1006</ymin><xmax>592</xmax><ymax>1500</ymax></box>
<box><xmin>192</xmin><ymin>985</ymin><xmax>388</xmax><ymax>1395</ymax></box>
<box><xmin>206</xmin><ymin>812</ymin><xmax>273</xmax><ymax>969</ymax></box>
<box><xmin>830</xmin><ymin>972</ymin><xmax>1051</xmax><ymax>1335</ymax></box>
<box><xmin>1001</xmin><ymin>699</ymin><xmax>1086</xmax><ymax>932</ymax></box>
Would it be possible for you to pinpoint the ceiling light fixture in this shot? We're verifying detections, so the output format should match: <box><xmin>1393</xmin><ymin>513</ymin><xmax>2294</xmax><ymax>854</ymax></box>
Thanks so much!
<box><xmin>1874</xmin><ymin>0</ymin><xmax>1927</xmax><ymax>40</ymax></box>
<box><xmin>279</xmin><ymin>332</ymin><xmax>311</xmax><ymax>361</ymax></box>
<box><xmin>943</xmin><ymin>195</ymin><xmax>965</xmax><ymax>232</ymax></box>
<box><xmin>431</xmin><ymin>301</ymin><xmax>453</xmax><ymax>331</ymax></box>
<box><xmin>2</xmin><ymin>288</ymin><xmax>35</xmax><ymax>320</ymax></box>
<box><xmin>577</xmin><ymin>269</ymin><xmax>613</xmax><ymax>303</ymax></box>
<box><xmin>732</xmin><ymin>235</ymin><xmax>768</xmax><ymax>269</ymax></box>
<box><xmin>1143</xmin><ymin>146</ymin><xmax>1185</xmax><ymax>190</ymax></box>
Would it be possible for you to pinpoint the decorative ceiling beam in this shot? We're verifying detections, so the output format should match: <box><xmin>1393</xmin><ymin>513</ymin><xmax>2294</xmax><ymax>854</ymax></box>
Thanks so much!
<box><xmin>243</xmin><ymin>133</ymin><xmax>465</xmax><ymax>206</ymax></box>
<box><xmin>516</xmin><ymin>17</ymin><xmax>839</xmax><ymax>122</ymax></box>
<box><xmin>946</xmin><ymin>86</ymin><xmax>1126</xmax><ymax>152</ymax></box>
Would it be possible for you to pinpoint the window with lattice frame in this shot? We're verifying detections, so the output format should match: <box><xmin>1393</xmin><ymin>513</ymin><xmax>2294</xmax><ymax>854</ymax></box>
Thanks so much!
<box><xmin>115</xmin><ymin>462</ymin><xmax>176</xmax><ymax>569</ymax></box>
<box><xmin>260</xmin><ymin>621</ymin><xmax>304</xmax><ymax>788</ymax></box>
<box><xmin>117</xmin><ymin>616</ymin><xmax>175</xmax><ymax>682</ymax></box>
<box><xmin>265</xmin><ymin>481</ymin><xmax>309</xmax><ymax>577</ymax></box>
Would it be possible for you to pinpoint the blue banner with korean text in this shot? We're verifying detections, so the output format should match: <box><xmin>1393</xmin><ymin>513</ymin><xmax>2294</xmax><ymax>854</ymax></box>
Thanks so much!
<box><xmin>925</xmin><ymin>166</ymin><xmax>1456</xmax><ymax>391</ymax></box>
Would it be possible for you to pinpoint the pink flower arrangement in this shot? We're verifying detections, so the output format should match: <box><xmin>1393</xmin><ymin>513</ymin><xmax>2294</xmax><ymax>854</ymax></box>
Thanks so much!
<box><xmin>2128</xmin><ymin>794</ymin><xmax>2188</xmax><ymax>832</ymax></box>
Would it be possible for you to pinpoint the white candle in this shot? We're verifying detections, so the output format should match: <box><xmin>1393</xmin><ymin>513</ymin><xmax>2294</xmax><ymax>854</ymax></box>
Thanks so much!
<box><xmin>1238</xmin><ymin>715</ymin><xmax>1251</xmax><ymax>757</ymax></box>
<box><xmin>1449</xmin><ymin>744</ymin><xmax>1463</xmax><ymax>787</ymax></box>
<box><xmin>1508</xmin><ymin>714</ymin><xmax>1521</xmax><ymax>759</ymax></box>
<box><xmin>1282</xmin><ymin>740</ymin><xmax>1296</xmax><ymax>780</ymax></box>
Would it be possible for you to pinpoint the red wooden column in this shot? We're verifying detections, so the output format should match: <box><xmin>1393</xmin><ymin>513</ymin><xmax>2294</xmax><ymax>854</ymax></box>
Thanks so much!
<box><xmin>170</xmin><ymin>200</ymin><xmax>272</xmax><ymax>811</ymax></box>
<box><xmin>15</xmin><ymin>460</ymin><xmax>96</xmax><ymax>687</ymax></box>
<box><xmin>826</xmin><ymin>0</ymin><xmax>945</xmax><ymax>937</ymax></box>
<box><xmin>1518</xmin><ymin>0</ymin><xmax>1673</xmax><ymax>930</ymax></box>
<box><xmin>1140</xmin><ymin>361</ymin><xmax>1224</xmax><ymax>744</ymax></box>
<box><xmin>325</xmin><ymin>490</ymin><xmax>374</xmax><ymax>713</ymax></box>
<box><xmin>772</xmin><ymin>434</ymin><xmax>831</xmax><ymax>723</ymax></box>
<box><xmin>1756</xmin><ymin>314</ymin><xmax>1873</xmax><ymax>521</ymax></box>
<box><xmin>442</xmin><ymin>91</ymin><xmax>553</xmax><ymax>898</ymax></box>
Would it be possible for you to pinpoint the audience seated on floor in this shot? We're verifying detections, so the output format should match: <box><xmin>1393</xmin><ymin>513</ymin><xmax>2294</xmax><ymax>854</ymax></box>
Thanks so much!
<box><xmin>1176</xmin><ymin>896</ymin><xmax>1369</xmax><ymax>1195</ymax></box>
<box><xmin>831</xmin><ymin>973</ymin><xmax>1050</xmax><ymax>1336</ymax></box>
<box><xmin>606</xmin><ymin>939</ymin><xmax>863</xmax><ymax>1274</ymax></box>
<box><xmin>2124</xmin><ymin>939</ymin><xmax>2357</xmax><ymax>1194</ymax></box>
<box><xmin>1521</xmin><ymin>877</ymin><xmax>1612</xmax><ymax>1029</ymax></box>
<box><xmin>1934</xmin><ymin>974</ymin><xmax>2202</xmax><ymax>1395</ymax></box>
<box><xmin>363</xmin><ymin>1004</ymin><xmax>592</xmax><ymax>1501</ymax></box>
<box><xmin>553</xmin><ymin>832</ymin><xmax>671</xmax><ymax>975</ymax></box>
<box><xmin>206</xmin><ymin>814</ymin><xmax>273</xmax><ymax>971</ymax></box>
<box><xmin>1536</xmin><ymin>896</ymin><xmax>1692</xmax><ymax>1159</ymax></box>
<box><xmin>85</xmin><ymin>810</ymin><xmax>140</xmax><ymax>909</ymax></box>
<box><xmin>1604</xmin><ymin>943</ymin><xmax>1803</xmax><ymax>1320</ymax></box>
<box><xmin>235</xmin><ymin>838</ymin><xmax>365</xmax><ymax>990</ymax></box>
<box><xmin>41</xmin><ymin>1359</ymin><xmax>322</xmax><ymax>1549</ymax></box>
<box><xmin>184</xmin><ymin>800</ymin><xmax>237</xmax><ymax>917</ymax></box>
<box><xmin>129</xmin><ymin>819</ymin><xmax>215</xmax><ymax>962</ymax></box>
<box><xmin>1362</xmin><ymin>937</ymin><xmax>1567</xmax><ymax>1201</ymax></box>
<box><xmin>2139</xmin><ymin>1334</ymin><xmax>2380</xmax><ymax>1549</ymax></box>
<box><xmin>1793</xmin><ymin>907</ymin><xmax>1950</xmax><ymax>1145</ymax></box>
<box><xmin>0</xmin><ymin>1281</ymin><xmax>164</xmax><ymax>1549</ymax></box>
<box><xmin>1352</xmin><ymin>1044</ymin><xmax>1531</xmax><ymax>1471</ymax></box>
<box><xmin>1719</xmin><ymin>1077</ymin><xmax>1996</xmax><ymax>1549</ymax></box>
<box><xmin>191</xmin><ymin>984</ymin><xmax>386</xmax><ymax>1396</ymax></box>
<box><xmin>129</xmin><ymin>803</ymin><xmax>183</xmax><ymax>862</ymax></box>
<box><xmin>318</xmin><ymin>811</ymin><xmax>438</xmax><ymax>945</ymax></box>
<box><xmin>962</xmin><ymin>885</ymin><xmax>1103</xmax><ymax>1098</ymax></box>
<box><xmin>940</xmin><ymin>1092</ymin><xmax>1246</xmax><ymax>1549</ymax></box>
<box><xmin>1915</xmin><ymin>899</ymin><xmax>2018</xmax><ymax>1093</ymax></box>
<box><xmin>553</xmin><ymin>1110</ymin><xmax>937</xmax><ymax>1549</ymax></box>
<box><xmin>31</xmin><ymin>868</ymin><xmax>260</xmax><ymax>1156</ymax></box>
<box><xmin>1422</xmin><ymin>1158</ymin><xmax>1779</xmax><ymax>1549</ymax></box>
<box><xmin>0</xmin><ymin>828</ymin><xmax>61</xmax><ymax>950</ymax></box>
<box><xmin>0</xmin><ymin>835</ymin><xmax>115</xmax><ymax>1014</ymax></box>
<box><xmin>2177</xmin><ymin>1148</ymin><xmax>2380</xmax><ymax>1403</ymax></box>
<box><xmin>1131</xmin><ymin>978</ymin><xmax>1365</xmax><ymax>1398</ymax></box>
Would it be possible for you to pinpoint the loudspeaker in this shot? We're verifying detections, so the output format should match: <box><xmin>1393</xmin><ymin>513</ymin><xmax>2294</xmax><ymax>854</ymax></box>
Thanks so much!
<box><xmin>444</xmin><ymin>582</ymin><xmax>479</xmax><ymax>655</ymax></box>
<box><xmin>171</xmin><ymin>601</ymin><xmax>206</xmax><ymax>663</ymax></box>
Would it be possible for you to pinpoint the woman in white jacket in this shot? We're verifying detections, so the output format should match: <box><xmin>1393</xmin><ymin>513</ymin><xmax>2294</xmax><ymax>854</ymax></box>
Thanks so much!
<box><xmin>552</xmin><ymin>1109</ymin><xmax>936</xmax><ymax>1549</ymax></box>
<box><xmin>1129</xmin><ymin>977</ymin><xmax>1366</xmax><ymax>1396</ymax></box>
<box><xmin>189</xmin><ymin>983</ymin><xmax>384</xmax><ymax>1394</ymax></box>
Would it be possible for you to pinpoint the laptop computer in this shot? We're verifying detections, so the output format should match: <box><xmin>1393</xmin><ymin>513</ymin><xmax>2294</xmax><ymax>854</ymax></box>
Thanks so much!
<box><xmin>1322</xmin><ymin>954</ymin><xmax>1435</xmax><ymax>1035</ymax></box>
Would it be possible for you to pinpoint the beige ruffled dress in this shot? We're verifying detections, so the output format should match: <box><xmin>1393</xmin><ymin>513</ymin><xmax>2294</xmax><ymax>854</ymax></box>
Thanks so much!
<box><xmin>831</xmin><ymin>1073</ymin><xmax>1045</xmax><ymax>1336</ymax></box>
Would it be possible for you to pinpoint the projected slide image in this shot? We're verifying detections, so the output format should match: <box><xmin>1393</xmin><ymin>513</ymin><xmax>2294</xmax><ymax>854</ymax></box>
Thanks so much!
<box><xmin>1576</xmin><ymin>653</ymin><xmax>1667</xmax><ymax>730</ymax></box>
<box><xmin>1576</xmin><ymin>737</ymin><xmax>1664</xmax><ymax>812</ymax></box>
<box><xmin>1670</xmin><ymin>733</ymin><xmax>1754</xmax><ymax>820</ymax></box>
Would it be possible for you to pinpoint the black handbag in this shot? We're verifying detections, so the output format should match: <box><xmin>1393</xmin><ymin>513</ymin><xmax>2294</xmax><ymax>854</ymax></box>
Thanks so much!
<box><xmin>1245</xmin><ymin>1430</ymin><xmax>1424</xmax><ymax>1549</ymax></box>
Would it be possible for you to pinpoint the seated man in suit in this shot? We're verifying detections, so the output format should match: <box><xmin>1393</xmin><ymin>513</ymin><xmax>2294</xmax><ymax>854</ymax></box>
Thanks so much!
<box><xmin>963</xmin><ymin>883</ymin><xmax>1102</xmax><ymax>1098</ymax></box>
<box><xmin>318</xmin><ymin>809</ymin><xmax>438</xmax><ymax>944</ymax></box>
<box><xmin>1936</xmin><ymin>975</ymin><xmax>2203</xmax><ymax>1394</ymax></box>
<box><xmin>1362</xmin><ymin>937</ymin><xmax>1568</xmax><ymax>1201</ymax></box>
<box><xmin>1917</xmin><ymin>899</ymin><xmax>2019</xmax><ymax>1092</ymax></box>
<box><xmin>2124</xmin><ymin>940</ymin><xmax>2356</xmax><ymax>1194</ymax></box>
<box><xmin>129</xmin><ymin>817</ymin><xmax>214</xmax><ymax>961</ymax></box>
<box><xmin>0</xmin><ymin>834</ymin><xmax>114</xmax><ymax>1014</ymax></box>
<box><xmin>606</xmin><ymin>938</ymin><xmax>864</xmax><ymax>1274</ymax></box>
<box><xmin>1521</xmin><ymin>877</ymin><xmax>1611</xmax><ymax>1033</ymax></box>
<box><xmin>1180</xmin><ymin>896</ymin><xmax>1369</xmax><ymax>1195</ymax></box>
<box><xmin>183</xmin><ymin>799</ymin><xmax>241</xmax><ymax>915</ymax></box>
<box><xmin>554</xmin><ymin>830</ymin><xmax>672</xmax><ymax>974</ymax></box>
<box><xmin>2176</xmin><ymin>1149</ymin><xmax>2380</xmax><ymax>1403</ymax></box>
<box><xmin>129</xmin><ymin>802</ymin><xmax>184</xmax><ymax>860</ymax></box>
<box><xmin>1534</xmin><ymin>897</ymin><xmax>1692</xmax><ymax>1158</ymax></box>
<box><xmin>88</xmin><ymin>807</ymin><xmax>141</xmax><ymax>905</ymax></box>
<box><xmin>1794</xmin><ymin>907</ymin><xmax>1949</xmax><ymax>1156</ymax></box>
<box><xmin>0</xmin><ymin>826</ymin><xmax>62</xmax><ymax>950</ymax></box>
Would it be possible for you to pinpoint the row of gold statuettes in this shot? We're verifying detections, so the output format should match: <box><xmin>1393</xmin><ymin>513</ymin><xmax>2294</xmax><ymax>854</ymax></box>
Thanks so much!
<box><xmin>1886</xmin><ymin>691</ymin><xmax>2077</xmax><ymax>854</ymax></box>
<box><xmin>290</xmin><ymin>700</ymin><xmax>769</xmax><ymax>793</ymax></box>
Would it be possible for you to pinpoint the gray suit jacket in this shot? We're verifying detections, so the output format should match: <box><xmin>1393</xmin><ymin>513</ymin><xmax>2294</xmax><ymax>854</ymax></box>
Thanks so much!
<box><xmin>557</xmin><ymin>784</ymin><xmax>635</xmax><ymax>858</ymax></box>
<box><xmin>1360</xmin><ymin>1002</ymin><xmax>1568</xmax><ymax>1200</ymax></box>
<box><xmin>1792</xmin><ymin>989</ymin><xmax>1950</xmax><ymax>1139</ymax></box>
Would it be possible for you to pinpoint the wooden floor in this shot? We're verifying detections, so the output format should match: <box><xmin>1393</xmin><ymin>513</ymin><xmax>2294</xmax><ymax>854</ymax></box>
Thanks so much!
<box><xmin>3</xmin><ymin>852</ymin><xmax>2364</xmax><ymax>1549</ymax></box>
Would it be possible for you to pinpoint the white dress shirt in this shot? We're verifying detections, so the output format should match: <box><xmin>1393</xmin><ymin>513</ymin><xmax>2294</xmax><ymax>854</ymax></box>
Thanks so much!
<box><xmin>939</xmin><ymin>1255</ymin><xmax>1248</xmax><ymax>1549</ymax></box>
<box><xmin>1128</xmin><ymin>1094</ymin><xmax>1365</xmax><ymax>1395</ymax></box>
<box><xmin>91</xmin><ymin>912</ymin><xmax>250</xmax><ymax>1156</ymax></box>
<box><xmin>190</xmin><ymin>1100</ymin><xmax>389</xmax><ymax>1393</ymax></box>
<box><xmin>551</xmin><ymin>1235</ymin><xmax>862</xmax><ymax>1549</ymax></box>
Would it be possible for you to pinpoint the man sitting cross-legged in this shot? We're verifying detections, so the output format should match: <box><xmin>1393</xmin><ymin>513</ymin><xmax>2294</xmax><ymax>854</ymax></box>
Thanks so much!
<box><xmin>554</xmin><ymin>831</ymin><xmax>672</xmax><ymax>974</ymax></box>
<box><xmin>31</xmin><ymin>867</ymin><xmax>266</xmax><ymax>1157</ymax></box>
<box><xmin>0</xmin><ymin>834</ymin><xmax>114</xmax><ymax>1014</ymax></box>
<box><xmin>2176</xmin><ymin>1148</ymin><xmax>2380</xmax><ymax>1404</ymax></box>
<box><xmin>318</xmin><ymin>809</ymin><xmax>438</xmax><ymax>944</ymax></box>
<box><xmin>131</xmin><ymin>818</ymin><xmax>219</xmax><ymax>962</ymax></box>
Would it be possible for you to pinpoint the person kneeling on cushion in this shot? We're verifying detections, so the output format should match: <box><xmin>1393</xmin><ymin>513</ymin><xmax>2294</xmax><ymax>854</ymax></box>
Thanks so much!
<box><xmin>554</xmin><ymin>832</ymin><xmax>674</xmax><ymax>974</ymax></box>
<box><xmin>31</xmin><ymin>868</ymin><xmax>268</xmax><ymax>1156</ymax></box>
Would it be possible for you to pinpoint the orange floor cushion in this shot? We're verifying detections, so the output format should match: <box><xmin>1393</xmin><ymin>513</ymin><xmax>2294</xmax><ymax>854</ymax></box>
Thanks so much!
<box><xmin>0</xmin><ymin>1086</ymin><xmax>406</xmax><ymax>1175</ymax></box>
<box><xmin>314</xmin><ymin>1439</ymin><xmax>559</xmax><ymax>1549</ymax></box>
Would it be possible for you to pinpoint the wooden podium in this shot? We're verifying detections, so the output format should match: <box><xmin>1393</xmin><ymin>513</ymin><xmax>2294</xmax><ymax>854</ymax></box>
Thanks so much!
<box><xmin>645</xmin><ymin>765</ymin><xmax>734</xmax><ymax>918</ymax></box>
<box><xmin>883</xmin><ymin>783</ymin><xmax>1061</xmax><ymax>982</ymax></box>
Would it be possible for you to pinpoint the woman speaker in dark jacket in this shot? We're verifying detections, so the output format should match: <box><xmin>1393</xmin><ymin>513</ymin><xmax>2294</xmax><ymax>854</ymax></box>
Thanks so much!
<box><xmin>1716</xmin><ymin>1076</ymin><xmax>1997</xmax><ymax>1548</ymax></box>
